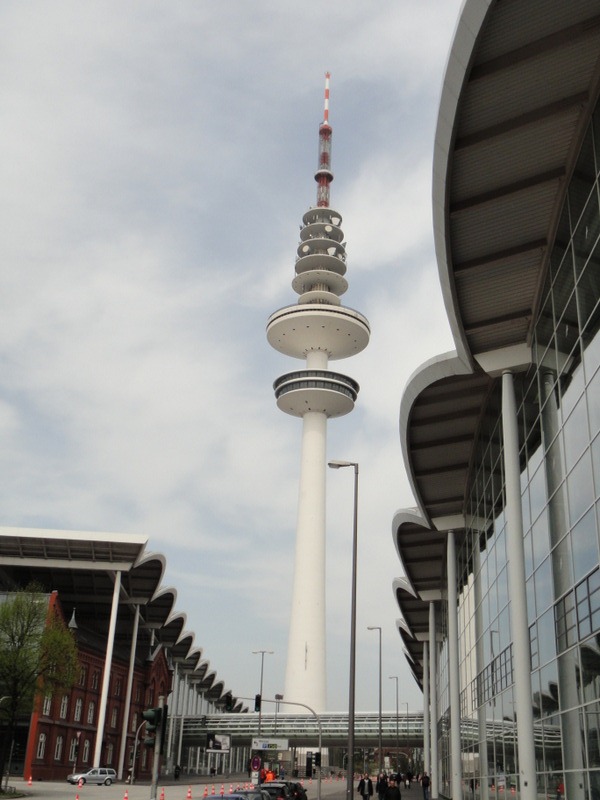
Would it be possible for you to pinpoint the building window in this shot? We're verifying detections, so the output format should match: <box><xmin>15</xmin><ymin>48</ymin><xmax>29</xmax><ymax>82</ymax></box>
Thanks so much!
<box><xmin>131</xmin><ymin>712</ymin><xmax>137</xmax><ymax>732</ymax></box>
<box><xmin>79</xmin><ymin>665</ymin><xmax>87</xmax><ymax>686</ymax></box>
<box><xmin>106</xmin><ymin>742</ymin><xmax>113</xmax><ymax>765</ymax></box>
<box><xmin>115</xmin><ymin>678</ymin><xmax>122</xmax><ymax>697</ymax></box>
<box><xmin>68</xmin><ymin>737</ymin><xmax>77</xmax><ymax>763</ymax></box>
<box><xmin>87</xmin><ymin>701</ymin><xmax>95</xmax><ymax>725</ymax></box>
<box><xmin>54</xmin><ymin>735</ymin><xmax>63</xmax><ymax>761</ymax></box>
<box><xmin>135</xmin><ymin>683</ymin><xmax>142</xmax><ymax>702</ymax></box>
<box><xmin>59</xmin><ymin>694</ymin><xmax>69</xmax><ymax>719</ymax></box>
<box><xmin>74</xmin><ymin>697</ymin><xmax>82</xmax><ymax>722</ymax></box>
<box><xmin>111</xmin><ymin>706</ymin><xmax>118</xmax><ymax>728</ymax></box>
<box><xmin>82</xmin><ymin>739</ymin><xmax>90</xmax><ymax>763</ymax></box>
<box><xmin>91</xmin><ymin>671</ymin><xmax>99</xmax><ymax>691</ymax></box>
<box><xmin>42</xmin><ymin>695</ymin><xmax>52</xmax><ymax>716</ymax></box>
<box><xmin>36</xmin><ymin>733</ymin><xmax>46</xmax><ymax>760</ymax></box>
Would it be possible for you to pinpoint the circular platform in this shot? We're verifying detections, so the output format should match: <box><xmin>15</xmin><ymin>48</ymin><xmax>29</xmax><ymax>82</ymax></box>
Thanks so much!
<box><xmin>266</xmin><ymin>304</ymin><xmax>370</xmax><ymax>360</ymax></box>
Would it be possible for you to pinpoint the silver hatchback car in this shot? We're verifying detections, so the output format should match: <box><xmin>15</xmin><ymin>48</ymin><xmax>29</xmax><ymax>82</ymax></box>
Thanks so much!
<box><xmin>67</xmin><ymin>768</ymin><xmax>117</xmax><ymax>786</ymax></box>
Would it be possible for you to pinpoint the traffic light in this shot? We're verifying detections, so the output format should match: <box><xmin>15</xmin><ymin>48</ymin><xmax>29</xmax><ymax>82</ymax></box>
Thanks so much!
<box><xmin>254</xmin><ymin>694</ymin><xmax>261</xmax><ymax>712</ymax></box>
<box><xmin>142</xmin><ymin>707</ymin><xmax>162</xmax><ymax>747</ymax></box>
<box><xmin>225</xmin><ymin>693</ymin><xmax>234</xmax><ymax>711</ymax></box>
<box><xmin>160</xmin><ymin>704</ymin><xmax>168</xmax><ymax>754</ymax></box>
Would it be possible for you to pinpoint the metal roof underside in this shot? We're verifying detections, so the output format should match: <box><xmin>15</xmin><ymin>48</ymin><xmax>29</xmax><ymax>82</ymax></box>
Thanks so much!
<box><xmin>0</xmin><ymin>527</ymin><xmax>240</xmax><ymax>708</ymax></box>
<box><xmin>438</xmin><ymin>0</ymin><xmax>600</xmax><ymax>362</ymax></box>
<box><xmin>395</xmin><ymin>0</ymin><xmax>600</xmax><ymax>660</ymax></box>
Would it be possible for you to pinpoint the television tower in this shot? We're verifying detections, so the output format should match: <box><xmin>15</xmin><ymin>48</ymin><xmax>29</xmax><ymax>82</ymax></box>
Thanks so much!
<box><xmin>266</xmin><ymin>74</ymin><xmax>370</xmax><ymax>712</ymax></box>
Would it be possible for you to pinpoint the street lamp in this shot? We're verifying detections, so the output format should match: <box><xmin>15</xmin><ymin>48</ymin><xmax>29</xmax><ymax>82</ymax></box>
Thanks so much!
<box><xmin>328</xmin><ymin>459</ymin><xmax>358</xmax><ymax>800</ymax></box>
<box><xmin>367</xmin><ymin>626</ymin><xmax>382</xmax><ymax>774</ymax></box>
<box><xmin>252</xmin><ymin>650</ymin><xmax>273</xmax><ymax>735</ymax></box>
<box><xmin>402</xmin><ymin>702</ymin><xmax>409</xmax><ymax>768</ymax></box>
<box><xmin>388</xmin><ymin>677</ymin><xmax>399</xmax><ymax>770</ymax></box>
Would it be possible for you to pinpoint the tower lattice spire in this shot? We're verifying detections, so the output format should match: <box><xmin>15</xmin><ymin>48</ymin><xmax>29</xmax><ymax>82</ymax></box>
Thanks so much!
<box><xmin>316</xmin><ymin>72</ymin><xmax>333</xmax><ymax>208</ymax></box>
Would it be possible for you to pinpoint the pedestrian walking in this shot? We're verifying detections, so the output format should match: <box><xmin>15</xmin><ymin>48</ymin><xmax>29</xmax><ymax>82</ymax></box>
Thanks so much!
<box><xmin>377</xmin><ymin>773</ymin><xmax>389</xmax><ymax>800</ymax></box>
<box><xmin>385</xmin><ymin>776</ymin><xmax>402</xmax><ymax>800</ymax></box>
<box><xmin>358</xmin><ymin>773</ymin><xmax>374</xmax><ymax>800</ymax></box>
<box><xmin>421</xmin><ymin>772</ymin><xmax>431</xmax><ymax>800</ymax></box>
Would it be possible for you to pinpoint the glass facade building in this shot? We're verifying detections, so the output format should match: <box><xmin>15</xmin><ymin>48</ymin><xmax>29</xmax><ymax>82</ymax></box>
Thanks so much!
<box><xmin>393</xmin><ymin>3</ymin><xmax>600</xmax><ymax>800</ymax></box>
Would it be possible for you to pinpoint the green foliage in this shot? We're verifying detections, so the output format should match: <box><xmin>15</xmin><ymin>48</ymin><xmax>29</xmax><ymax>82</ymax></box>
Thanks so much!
<box><xmin>0</xmin><ymin>584</ymin><xmax>79</xmax><ymax>721</ymax></box>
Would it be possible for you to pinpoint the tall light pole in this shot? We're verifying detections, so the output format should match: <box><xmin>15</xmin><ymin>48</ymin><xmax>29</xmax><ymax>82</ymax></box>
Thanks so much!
<box><xmin>389</xmin><ymin>677</ymin><xmax>399</xmax><ymax>771</ymax></box>
<box><xmin>328</xmin><ymin>459</ymin><xmax>358</xmax><ymax>800</ymax></box>
<box><xmin>402</xmin><ymin>702</ymin><xmax>409</xmax><ymax>770</ymax></box>
<box><xmin>252</xmin><ymin>650</ymin><xmax>273</xmax><ymax>735</ymax></box>
<box><xmin>367</xmin><ymin>626</ymin><xmax>382</xmax><ymax>774</ymax></box>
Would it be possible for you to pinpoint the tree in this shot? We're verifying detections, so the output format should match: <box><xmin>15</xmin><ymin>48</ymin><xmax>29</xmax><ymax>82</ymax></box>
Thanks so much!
<box><xmin>0</xmin><ymin>584</ymin><xmax>79</xmax><ymax>780</ymax></box>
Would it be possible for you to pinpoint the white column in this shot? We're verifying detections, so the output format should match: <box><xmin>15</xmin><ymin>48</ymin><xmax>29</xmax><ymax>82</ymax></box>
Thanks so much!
<box><xmin>423</xmin><ymin>640</ymin><xmax>430</xmax><ymax>775</ymax></box>
<box><xmin>94</xmin><ymin>570</ymin><xmax>121</xmax><ymax>766</ymax></box>
<box><xmin>447</xmin><ymin>531</ymin><xmax>462</xmax><ymax>800</ymax></box>
<box><xmin>284</xmin><ymin>408</ymin><xmax>327</xmax><ymax>712</ymax></box>
<box><xmin>167</xmin><ymin>662</ymin><xmax>180</xmax><ymax>771</ymax></box>
<box><xmin>501</xmin><ymin>371</ymin><xmax>536</xmax><ymax>800</ymax></box>
<box><xmin>177</xmin><ymin>674</ymin><xmax>187</xmax><ymax>766</ymax></box>
<box><xmin>429</xmin><ymin>602</ymin><xmax>438</xmax><ymax>800</ymax></box>
<box><xmin>541</xmin><ymin>370</ymin><xmax>584</xmax><ymax>800</ymax></box>
<box><xmin>118</xmin><ymin>604</ymin><xmax>140</xmax><ymax>779</ymax></box>
<box><xmin>473</xmin><ymin>544</ymin><xmax>489</xmax><ymax>800</ymax></box>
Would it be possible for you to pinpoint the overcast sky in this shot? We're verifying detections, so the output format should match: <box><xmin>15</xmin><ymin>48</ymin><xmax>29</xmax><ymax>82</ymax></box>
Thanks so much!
<box><xmin>0</xmin><ymin>1</ymin><xmax>464</xmax><ymax>713</ymax></box>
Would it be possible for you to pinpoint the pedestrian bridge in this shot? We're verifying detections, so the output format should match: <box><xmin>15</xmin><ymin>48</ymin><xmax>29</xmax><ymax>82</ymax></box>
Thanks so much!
<box><xmin>183</xmin><ymin>712</ymin><xmax>423</xmax><ymax>748</ymax></box>
<box><xmin>183</xmin><ymin>712</ymin><xmax>559</xmax><ymax>750</ymax></box>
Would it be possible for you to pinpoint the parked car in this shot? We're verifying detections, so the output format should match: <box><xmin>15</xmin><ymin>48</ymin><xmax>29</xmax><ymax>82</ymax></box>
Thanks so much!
<box><xmin>229</xmin><ymin>791</ymin><xmax>271</xmax><ymax>800</ymax></box>
<box><xmin>281</xmin><ymin>781</ymin><xmax>307</xmax><ymax>800</ymax></box>
<box><xmin>67</xmin><ymin>768</ymin><xmax>117</xmax><ymax>786</ymax></box>
<box><xmin>259</xmin><ymin>783</ymin><xmax>292</xmax><ymax>800</ymax></box>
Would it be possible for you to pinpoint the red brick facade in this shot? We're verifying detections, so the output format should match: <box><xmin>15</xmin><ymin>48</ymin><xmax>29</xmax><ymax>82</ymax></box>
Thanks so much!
<box><xmin>23</xmin><ymin>593</ymin><xmax>172</xmax><ymax>782</ymax></box>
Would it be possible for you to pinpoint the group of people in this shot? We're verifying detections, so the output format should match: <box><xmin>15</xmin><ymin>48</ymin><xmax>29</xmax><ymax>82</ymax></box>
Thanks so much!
<box><xmin>357</xmin><ymin>771</ymin><xmax>431</xmax><ymax>800</ymax></box>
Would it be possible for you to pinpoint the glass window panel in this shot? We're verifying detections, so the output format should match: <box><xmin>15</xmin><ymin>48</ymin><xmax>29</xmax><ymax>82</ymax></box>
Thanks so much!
<box><xmin>526</xmin><ymin>574</ymin><xmax>537</xmax><ymax>623</ymax></box>
<box><xmin>560</xmin><ymin>354</ymin><xmax>585</xmax><ymax>422</ymax></box>
<box><xmin>558</xmin><ymin>647</ymin><xmax>582</xmax><ymax>707</ymax></box>
<box><xmin>524</xmin><ymin>530</ymin><xmax>534</xmax><ymax>578</ymax></box>
<box><xmin>568</xmin><ymin>450</ymin><xmax>595</xmax><ymax>526</ymax></box>
<box><xmin>569</xmin><ymin>126</ymin><xmax>597</xmax><ymax>231</ymax></box>
<box><xmin>497</xmin><ymin>564</ymin><xmax>509</xmax><ymax>613</ymax></box>
<box><xmin>572</xmin><ymin>507</ymin><xmax>599</xmax><ymax>584</ymax></box>
<box><xmin>563</xmin><ymin>391</ymin><xmax>590</xmax><ymax>470</ymax></box>
<box><xmin>577</xmin><ymin>246</ymin><xmax>600</xmax><ymax>337</ymax></box>
<box><xmin>532</xmin><ymin>509</ymin><xmax>551</xmax><ymax>569</ymax></box>
<box><xmin>589</xmin><ymin>368</ymin><xmax>600</xmax><ymax>439</ymax></box>
<box><xmin>538</xmin><ymin>607</ymin><xmax>558</xmax><ymax>668</ymax></box>
<box><xmin>586</xmin><ymin>704</ymin><xmax>600</xmax><ymax>767</ymax></box>
<box><xmin>536</xmin><ymin>291</ymin><xmax>557</xmax><ymax>352</ymax></box>
<box><xmin>573</xmin><ymin>185</ymin><xmax>600</xmax><ymax>279</ymax></box>
<box><xmin>530</xmin><ymin>461</ymin><xmax>549</xmax><ymax>524</ymax></box>
<box><xmin>584</xmin><ymin>329</ymin><xmax>600</xmax><ymax>383</ymax></box>
<box><xmin>556</xmin><ymin>291</ymin><xmax>581</xmax><ymax>363</ymax></box>
<box><xmin>535</xmin><ymin>556</ymin><xmax>554</xmax><ymax>616</ymax></box>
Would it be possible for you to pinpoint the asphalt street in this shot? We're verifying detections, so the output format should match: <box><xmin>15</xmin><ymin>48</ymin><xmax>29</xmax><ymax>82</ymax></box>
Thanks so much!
<box><xmin>5</xmin><ymin>775</ymin><xmax>350</xmax><ymax>800</ymax></box>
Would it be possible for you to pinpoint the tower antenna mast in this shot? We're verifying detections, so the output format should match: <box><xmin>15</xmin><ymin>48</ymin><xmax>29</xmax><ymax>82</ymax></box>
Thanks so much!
<box><xmin>316</xmin><ymin>71</ymin><xmax>333</xmax><ymax>207</ymax></box>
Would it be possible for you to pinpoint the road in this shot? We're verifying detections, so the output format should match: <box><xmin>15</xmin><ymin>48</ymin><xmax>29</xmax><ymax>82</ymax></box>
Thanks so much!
<box><xmin>6</xmin><ymin>775</ymin><xmax>349</xmax><ymax>800</ymax></box>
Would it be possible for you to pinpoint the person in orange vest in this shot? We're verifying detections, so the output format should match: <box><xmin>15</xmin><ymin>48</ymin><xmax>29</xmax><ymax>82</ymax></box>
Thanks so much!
<box><xmin>266</xmin><ymin>770</ymin><xmax>275</xmax><ymax>781</ymax></box>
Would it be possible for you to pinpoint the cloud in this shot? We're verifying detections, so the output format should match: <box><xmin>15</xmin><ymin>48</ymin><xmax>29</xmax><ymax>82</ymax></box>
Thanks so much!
<box><xmin>0</xmin><ymin>0</ymin><xmax>464</xmax><ymax>711</ymax></box>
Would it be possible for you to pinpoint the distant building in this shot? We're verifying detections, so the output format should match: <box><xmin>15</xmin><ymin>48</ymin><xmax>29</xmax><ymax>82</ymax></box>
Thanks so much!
<box><xmin>0</xmin><ymin>528</ymin><xmax>246</xmax><ymax>781</ymax></box>
<box><xmin>23</xmin><ymin>591</ymin><xmax>171</xmax><ymax>782</ymax></box>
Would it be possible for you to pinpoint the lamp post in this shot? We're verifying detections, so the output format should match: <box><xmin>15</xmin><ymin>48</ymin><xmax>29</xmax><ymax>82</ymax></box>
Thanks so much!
<box><xmin>328</xmin><ymin>459</ymin><xmax>358</xmax><ymax>800</ymax></box>
<box><xmin>402</xmin><ymin>702</ymin><xmax>409</xmax><ymax>771</ymax></box>
<box><xmin>389</xmin><ymin>677</ymin><xmax>399</xmax><ymax>770</ymax></box>
<box><xmin>367</xmin><ymin>626</ymin><xmax>382</xmax><ymax>775</ymax></box>
<box><xmin>252</xmin><ymin>650</ymin><xmax>273</xmax><ymax>735</ymax></box>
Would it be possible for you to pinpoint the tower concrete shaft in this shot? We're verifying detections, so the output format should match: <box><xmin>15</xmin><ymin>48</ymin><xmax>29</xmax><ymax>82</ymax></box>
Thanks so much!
<box><xmin>266</xmin><ymin>75</ymin><xmax>369</xmax><ymax>712</ymax></box>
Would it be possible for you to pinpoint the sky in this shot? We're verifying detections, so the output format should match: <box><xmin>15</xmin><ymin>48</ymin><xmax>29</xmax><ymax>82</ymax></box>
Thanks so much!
<box><xmin>0</xmin><ymin>1</ymin><xmax>464</xmax><ymax>713</ymax></box>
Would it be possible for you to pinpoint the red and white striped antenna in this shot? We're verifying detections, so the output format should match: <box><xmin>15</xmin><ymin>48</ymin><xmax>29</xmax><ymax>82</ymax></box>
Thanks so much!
<box><xmin>315</xmin><ymin>71</ymin><xmax>333</xmax><ymax>207</ymax></box>
<box><xmin>323</xmin><ymin>71</ymin><xmax>330</xmax><ymax>125</ymax></box>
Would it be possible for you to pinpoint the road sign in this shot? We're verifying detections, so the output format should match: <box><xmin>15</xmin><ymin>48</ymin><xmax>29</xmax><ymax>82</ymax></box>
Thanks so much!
<box><xmin>251</xmin><ymin>756</ymin><xmax>261</xmax><ymax>771</ymax></box>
